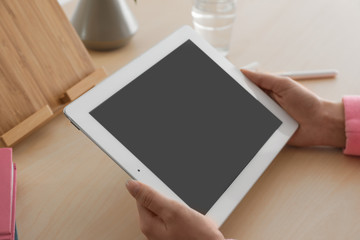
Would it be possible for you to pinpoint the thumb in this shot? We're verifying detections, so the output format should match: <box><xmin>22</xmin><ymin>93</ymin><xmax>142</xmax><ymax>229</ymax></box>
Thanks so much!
<box><xmin>126</xmin><ymin>180</ymin><xmax>171</xmax><ymax>217</ymax></box>
<box><xmin>241</xmin><ymin>69</ymin><xmax>292</xmax><ymax>93</ymax></box>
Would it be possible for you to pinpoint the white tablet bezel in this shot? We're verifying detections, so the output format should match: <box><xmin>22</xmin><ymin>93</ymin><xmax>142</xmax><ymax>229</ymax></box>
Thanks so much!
<box><xmin>64</xmin><ymin>25</ymin><xmax>298</xmax><ymax>226</ymax></box>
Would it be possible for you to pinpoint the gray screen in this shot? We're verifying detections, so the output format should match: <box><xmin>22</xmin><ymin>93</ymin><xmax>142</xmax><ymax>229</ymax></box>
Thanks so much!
<box><xmin>90</xmin><ymin>40</ymin><xmax>282</xmax><ymax>214</ymax></box>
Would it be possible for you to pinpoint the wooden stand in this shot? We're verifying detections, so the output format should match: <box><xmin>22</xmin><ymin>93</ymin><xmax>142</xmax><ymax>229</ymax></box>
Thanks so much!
<box><xmin>0</xmin><ymin>0</ymin><xmax>108</xmax><ymax>147</ymax></box>
<box><xmin>60</xmin><ymin>68</ymin><xmax>108</xmax><ymax>103</ymax></box>
<box><xmin>1</xmin><ymin>68</ymin><xmax>107</xmax><ymax>147</ymax></box>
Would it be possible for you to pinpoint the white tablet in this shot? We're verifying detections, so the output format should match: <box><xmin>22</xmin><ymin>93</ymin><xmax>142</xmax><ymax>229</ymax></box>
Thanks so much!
<box><xmin>64</xmin><ymin>26</ymin><xmax>298</xmax><ymax>226</ymax></box>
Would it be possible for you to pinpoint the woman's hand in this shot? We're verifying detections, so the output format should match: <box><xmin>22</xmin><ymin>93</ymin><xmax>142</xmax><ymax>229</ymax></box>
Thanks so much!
<box><xmin>126</xmin><ymin>180</ymin><xmax>225</xmax><ymax>240</ymax></box>
<box><xmin>241</xmin><ymin>69</ymin><xmax>346</xmax><ymax>147</ymax></box>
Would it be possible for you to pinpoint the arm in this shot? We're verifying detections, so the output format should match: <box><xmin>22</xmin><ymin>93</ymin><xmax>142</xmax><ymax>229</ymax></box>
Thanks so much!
<box><xmin>343</xmin><ymin>96</ymin><xmax>360</xmax><ymax>156</ymax></box>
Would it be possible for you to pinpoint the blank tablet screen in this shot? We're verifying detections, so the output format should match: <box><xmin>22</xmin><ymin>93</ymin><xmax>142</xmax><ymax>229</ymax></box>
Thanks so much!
<box><xmin>90</xmin><ymin>40</ymin><xmax>282</xmax><ymax>214</ymax></box>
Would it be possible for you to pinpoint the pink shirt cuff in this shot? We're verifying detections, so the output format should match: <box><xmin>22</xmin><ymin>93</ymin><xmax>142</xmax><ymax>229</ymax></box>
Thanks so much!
<box><xmin>343</xmin><ymin>96</ymin><xmax>360</xmax><ymax>156</ymax></box>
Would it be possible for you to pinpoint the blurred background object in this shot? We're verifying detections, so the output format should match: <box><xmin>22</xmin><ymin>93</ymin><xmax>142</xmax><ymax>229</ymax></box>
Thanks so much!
<box><xmin>192</xmin><ymin>0</ymin><xmax>237</xmax><ymax>56</ymax></box>
<box><xmin>72</xmin><ymin>0</ymin><xmax>138</xmax><ymax>51</ymax></box>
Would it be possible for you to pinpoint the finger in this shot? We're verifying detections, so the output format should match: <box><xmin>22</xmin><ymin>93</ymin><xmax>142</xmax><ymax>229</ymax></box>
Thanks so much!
<box><xmin>241</xmin><ymin>69</ymin><xmax>292</xmax><ymax>93</ymax></box>
<box><xmin>137</xmin><ymin>201</ymin><xmax>156</xmax><ymax>219</ymax></box>
<box><xmin>136</xmin><ymin>202</ymin><xmax>165</xmax><ymax>237</ymax></box>
<box><xmin>126</xmin><ymin>180</ymin><xmax>171</xmax><ymax>217</ymax></box>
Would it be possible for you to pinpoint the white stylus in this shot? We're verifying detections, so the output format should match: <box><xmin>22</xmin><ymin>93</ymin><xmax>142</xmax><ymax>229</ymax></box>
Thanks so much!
<box><xmin>278</xmin><ymin>69</ymin><xmax>338</xmax><ymax>80</ymax></box>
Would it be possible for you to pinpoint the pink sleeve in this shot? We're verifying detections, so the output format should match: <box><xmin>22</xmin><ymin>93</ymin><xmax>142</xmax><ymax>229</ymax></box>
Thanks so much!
<box><xmin>343</xmin><ymin>96</ymin><xmax>360</xmax><ymax>156</ymax></box>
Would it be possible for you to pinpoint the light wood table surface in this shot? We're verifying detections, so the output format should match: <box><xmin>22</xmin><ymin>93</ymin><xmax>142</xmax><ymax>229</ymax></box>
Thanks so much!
<box><xmin>13</xmin><ymin>0</ymin><xmax>360</xmax><ymax>239</ymax></box>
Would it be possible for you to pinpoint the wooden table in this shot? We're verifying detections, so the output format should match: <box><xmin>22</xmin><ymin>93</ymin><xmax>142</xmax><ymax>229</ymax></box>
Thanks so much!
<box><xmin>13</xmin><ymin>0</ymin><xmax>360</xmax><ymax>239</ymax></box>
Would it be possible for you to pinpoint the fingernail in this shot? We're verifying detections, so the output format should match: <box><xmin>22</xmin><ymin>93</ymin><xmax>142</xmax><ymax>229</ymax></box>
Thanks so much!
<box><xmin>126</xmin><ymin>179</ymin><xmax>140</xmax><ymax>196</ymax></box>
<box><xmin>126</xmin><ymin>179</ymin><xmax>135</xmax><ymax>187</ymax></box>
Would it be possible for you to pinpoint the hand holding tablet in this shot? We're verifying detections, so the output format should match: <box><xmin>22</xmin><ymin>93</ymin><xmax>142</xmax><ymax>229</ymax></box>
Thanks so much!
<box><xmin>64</xmin><ymin>26</ymin><xmax>298</xmax><ymax>226</ymax></box>
<box><xmin>126</xmin><ymin>179</ymin><xmax>225</xmax><ymax>240</ymax></box>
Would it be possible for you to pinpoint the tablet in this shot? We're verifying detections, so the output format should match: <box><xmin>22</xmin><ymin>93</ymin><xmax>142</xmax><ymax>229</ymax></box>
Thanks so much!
<box><xmin>64</xmin><ymin>26</ymin><xmax>298</xmax><ymax>226</ymax></box>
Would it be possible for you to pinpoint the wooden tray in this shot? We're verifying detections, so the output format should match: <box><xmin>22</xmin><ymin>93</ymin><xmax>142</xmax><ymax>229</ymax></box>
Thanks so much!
<box><xmin>0</xmin><ymin>0</ymin><xmax>107</xmax><ymax>147</ymax></box>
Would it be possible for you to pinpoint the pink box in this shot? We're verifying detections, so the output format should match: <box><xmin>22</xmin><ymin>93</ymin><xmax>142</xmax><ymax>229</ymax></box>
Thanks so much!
<box><xmin>0</xmin><ymin>149</ymin><xmax>16</xmax><ymax>240</ymax></box>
